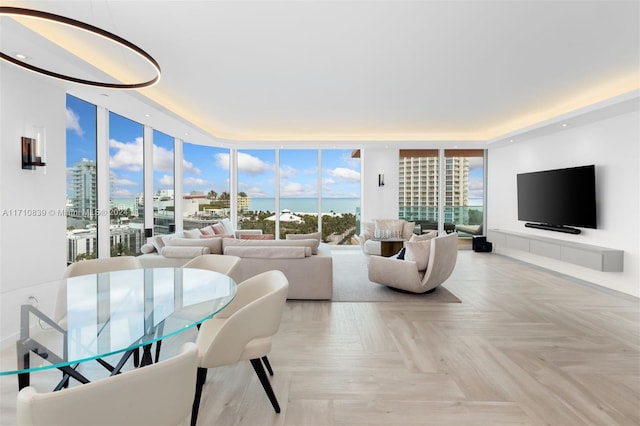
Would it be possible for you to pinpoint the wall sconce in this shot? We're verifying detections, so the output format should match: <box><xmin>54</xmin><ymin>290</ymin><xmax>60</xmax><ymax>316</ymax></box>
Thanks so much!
<box><xmin>378</xmin><ymin>171</ymin><xmax>385</xmax><ymax>187</ymax></box>
<box><xmin>22</xmin><ymin>126</ymin><xmax>46</xmax><ymax>170</ymax></box>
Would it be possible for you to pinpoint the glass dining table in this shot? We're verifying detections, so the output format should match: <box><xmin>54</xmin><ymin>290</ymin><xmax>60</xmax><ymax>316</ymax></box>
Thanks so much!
<box><xmin>0</xmin><ymin>267</ymin><xmax>236</xmax><ymax>391</ymax></box>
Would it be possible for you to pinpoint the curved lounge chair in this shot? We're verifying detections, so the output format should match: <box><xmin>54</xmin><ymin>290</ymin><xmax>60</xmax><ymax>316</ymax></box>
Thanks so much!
<box><xmin>368</xmin><ymin>232</ymin><xmax>458</xmax><ymax>293</ymax></box>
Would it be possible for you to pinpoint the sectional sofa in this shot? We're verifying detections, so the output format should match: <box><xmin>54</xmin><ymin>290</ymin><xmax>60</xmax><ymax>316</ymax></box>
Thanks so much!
<box><xmin>137</xmin><ymin>226</ymin><xmax>332</xmax><ymax>300</ymax></box>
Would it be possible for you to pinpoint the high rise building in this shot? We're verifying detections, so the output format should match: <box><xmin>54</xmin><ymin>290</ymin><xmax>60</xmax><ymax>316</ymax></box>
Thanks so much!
<box><xmin>399</xmin><ymin>155</ymin><xmax>469</xmax><ymax>223</ymax></box>
<box><xmin>68</xmin><ymin>158</ymin><xmax>97</xmax><ymax>219</ymax></box>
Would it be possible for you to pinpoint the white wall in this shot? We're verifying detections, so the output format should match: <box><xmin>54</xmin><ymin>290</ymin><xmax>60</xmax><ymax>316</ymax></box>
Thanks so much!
<box><xmin>487</xmin><ymin>110</ymin><xmax>640</xmax><ymax>297</ymax></box>
<box><xmin>0</xmin><ymin>65</ymin><xmax>67</xmax><ymax>346</ymax></box>
<box><xmin>360</xmin><ymin>148</ymin><xmax>399</xmax><ymax>222</ymax></box>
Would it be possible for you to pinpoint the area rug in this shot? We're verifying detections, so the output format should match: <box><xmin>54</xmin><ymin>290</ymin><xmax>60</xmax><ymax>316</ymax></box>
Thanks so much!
<box><xmin>331</xmin><ymin>250</ymin><xmax>461</xmax><ymax>303</ymax></box>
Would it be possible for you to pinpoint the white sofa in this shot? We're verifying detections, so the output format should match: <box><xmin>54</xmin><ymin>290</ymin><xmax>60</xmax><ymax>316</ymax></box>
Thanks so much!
<box><xmin>355</xmin><ymin>219</ymin><xmax>416</xmax><ymax>256</ymax></box>
<box><xmin>137</xmin><ymin>228</ymin><xmax>332</xmax><ymax>300</ymax></box>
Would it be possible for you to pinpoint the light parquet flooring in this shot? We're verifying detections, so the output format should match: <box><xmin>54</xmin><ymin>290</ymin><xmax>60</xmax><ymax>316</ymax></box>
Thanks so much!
<box><xmin>1</xmin><ymin>251</ymin><xmax>638</xmax><ymax>425</ymax></box>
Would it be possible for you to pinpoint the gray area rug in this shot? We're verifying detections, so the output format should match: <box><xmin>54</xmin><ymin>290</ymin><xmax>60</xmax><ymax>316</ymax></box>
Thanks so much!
<box><xmin>331</xmin><ymin>250</ymin><xmax>461</xmax><ymax>303</ymax></box>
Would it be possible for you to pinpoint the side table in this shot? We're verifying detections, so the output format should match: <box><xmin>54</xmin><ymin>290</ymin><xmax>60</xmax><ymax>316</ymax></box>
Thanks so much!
<box><xmin>374</xmin><ymin>238</ymin><xmax>405</xmax><ymax>257</ymax></box>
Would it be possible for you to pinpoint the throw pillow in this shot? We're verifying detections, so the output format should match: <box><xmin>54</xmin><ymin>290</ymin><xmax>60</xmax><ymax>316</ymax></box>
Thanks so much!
<box><xmin>200</xmin><ymin>226</ymin><xmax>215</xmax><ymax>236</ymax></box>
<box><xmin>211</xmin><ymin>223</ymin><xmax>226</xmax><ymax>235</ymax></box>
<box><xmin>402</xmin><ymin>221</ymin><xmax>416</xmax><ymax>239</ymax></box>
<box><xmin>200</xmin><ymin>234</ymin><xmax>234</xmax><ymax>239</ymax></box>
<box><xmin>286</xmin><ymin>232</ymin><xmax>321</xmax><ymax>248</ymax></box>
<box><xmin>140</xmin><ymin>243</ymin><xmax>156</xmax><ymax>254</ymax></box>
<box><xmin>404</xmin><ymin>240</ymin><xmax>432</xmax><ymax>271</ymax></box>
<box><xmin>360</xmin><ymin>222</ymin><xmax>375</xmax><ymax>240</ymax></box>
<box><xmin>150</xmin><ymin>235</ymin><xmax>166</xmax><ymax>253</ymax></box>
<box><xmin>219</xmin><ymin>218</ymin><xmax>235</xmax><ymax>235</ymax></box>
<box><xmin>374</xmin><ymin>219</ymin><xmax>404</xmax><ymax>239</ymax></box>
<box><xmin>166</xmin><ymin>236</ymin><xmax>223</xmax><ymax>254</ymax></box>
<box><xmin>239</xmin><ymin>234</ymin><xmax>275</xmax><ymax>240</ymax></box>
<box><xmin>183</xmin><ymin>228</ymin><xmax>201</xmax><ymax>238</ymax></box>
<box><xmin>410</xmin><ymin>231</ymin><xmax>438</xmax><ymax>242</ymax></box>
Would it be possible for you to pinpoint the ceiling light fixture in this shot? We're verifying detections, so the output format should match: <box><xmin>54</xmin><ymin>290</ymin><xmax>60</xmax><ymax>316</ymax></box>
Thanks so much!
<box><xmin>0</xmin><ymin>6</ymin><xmax>161</xmax><ymax>89</ymax></box>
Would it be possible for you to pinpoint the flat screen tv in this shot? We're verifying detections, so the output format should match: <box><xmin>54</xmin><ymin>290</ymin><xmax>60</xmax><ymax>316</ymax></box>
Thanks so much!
<box><xmin>517</xmin><ymin>165</ymin><xmax>597</xmax><ymax>234</ymax></box>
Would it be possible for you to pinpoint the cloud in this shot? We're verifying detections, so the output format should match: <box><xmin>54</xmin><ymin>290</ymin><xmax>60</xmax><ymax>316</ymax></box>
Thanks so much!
<box><xmin>468</xmin><ymin>157</ymin><xmax>484</xmax><ymax>173</ymax></box>
<box><xmin>158</xmin><ymin>175</ymin><xmax>174</xmax><ymax>186</ymax></box>
<box><xmin>280</xmin><ymin>165</ymin><xmax>297</xmax><ymax>179</ymax></box>
<box><xmin>66</xmin><ymin>107</ymin><xmax>84</xmax><ymax>137</ymax></box>
<box><xmin>215</xmin><ymin>153</ymin><xmax>230</xmax><ymax>170</ymax></box>
<box><xmin>280</xmin><ymin>182</ymin><xmax>306</xmax><ymax>197</ymax></box>
<box><xmin>183</xmin><ymin>177</ymin><xmax>210</xmax><ymax>186</ymax></box>
<box><xmin>183</xmin><ymin>159</ymin><xmax>201</xmax><ymax>175</ymax></box>
<box><xmin>238</xmin><ymin>152</ymin><xmax>272</xmax><ymax>176</ymax></box>
<box><xmin>153</xmin><ymin>144</ymin><xmax>174</xmax><ymax>172</ymax></box>
<box><xmin>327</xmin><ymin>167</ymin><xmax>360</xmax><ymax>182</ymax></box>
<box><xmin>112</xmin><ymin>189</ymin><xmax>136</xmax><ymax>197</ymax></box>
<box><xmin>112</xmin><ymin>177</ymin><xmax>137</xmax><ymax>186</ymax></box>
<box><xmin>468</xmin><ymin>176</ymin><xmax>484</xmax><ymax>205</ymax></box>
<box><xmin>238</xmin><ymin>181</ymin><xmax>267</xmax><ymax>197</ymax></box>
<box><xmin>110</xmin><ymin>137</ymin><xmax>143</xmax><ymax>171</ymax></box>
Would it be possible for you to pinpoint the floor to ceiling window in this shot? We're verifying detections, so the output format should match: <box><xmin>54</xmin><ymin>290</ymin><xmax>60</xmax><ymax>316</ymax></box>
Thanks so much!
<box><xmin>65</xmin><ymin>95</ymin><xmax>98</xmax><ymax>263</ymax></box>
<box><xmin>237</xmin><ymin>149</ymin><xmax>276</xmax><ymax>234</ymax></box>
<box><xmin>237</xmin><ymin>148</ymin><xmax>361</xmax><ymax>244</ymax></box>
<box><xmin>278</xmin><ymin>149</ymin><xmax>318</xmax><ymax>239</ymax></box>
<box><xmin>108</xmin><ymin>112</ymin><xmax>145</xmax><ymax>256</ymax></box>
<box><xmin>152</xmin><ymin>130</ymin><xmax>174</xmax><ymax>235</ymax></box>
<box><xmin>398</xmin><ymin>149</ymin><xmax>484</xmax><ymax>244</ymax></box>
<box><xmin>182</xmin><ymin>143</ymin><xmax>230</xmax><ymax>230</ymax></box>
<box><xmin>321</xmin><ymin>149</ymin><xmax>361</xmax><ymax>245</ymax></box>
<box><xmin>444</xmin><ymin>149</ymin><xmax>484</xmax><ymax>244</ymax></box>
<box><xmin>65</xmin><ymin>94</ymin><xmax>362</xmax><ymax>254</ymax></box>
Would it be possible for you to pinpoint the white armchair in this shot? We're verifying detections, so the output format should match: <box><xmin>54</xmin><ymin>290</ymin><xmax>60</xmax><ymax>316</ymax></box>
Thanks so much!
<box><xmin>356</xmin><ymin>219</ymin><xmax>416</xmax><ymax>256</ymax></box>
<box><xmin>368</xmin><ymin>232</ymin><xmax>458</xmax><ymax>293</ymax></box>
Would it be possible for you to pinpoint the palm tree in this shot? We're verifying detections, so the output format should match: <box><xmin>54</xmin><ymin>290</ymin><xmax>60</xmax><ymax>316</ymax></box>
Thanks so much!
<box><xmin>207</xmin><ymin>190</ymin><xmax>217</xmax><ymax>200</ymax></box>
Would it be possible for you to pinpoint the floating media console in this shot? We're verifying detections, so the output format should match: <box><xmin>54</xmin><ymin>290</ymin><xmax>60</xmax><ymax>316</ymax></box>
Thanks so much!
<box><xmin>487</xmin><ymin>229</ymin><xmax>624</xmax><ymax>272</ymax></box>
<box><xmin>524</xmin><ymin>222</ymin><xmax>581</xmax><ymax>234</ymax></box>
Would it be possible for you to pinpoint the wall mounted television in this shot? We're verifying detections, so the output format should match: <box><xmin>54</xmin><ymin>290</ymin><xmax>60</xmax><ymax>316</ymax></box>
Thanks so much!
<box><xmin>517</xmin><ymin>165</ymin><xmax>597</xmax><ymax>234</ymax></box>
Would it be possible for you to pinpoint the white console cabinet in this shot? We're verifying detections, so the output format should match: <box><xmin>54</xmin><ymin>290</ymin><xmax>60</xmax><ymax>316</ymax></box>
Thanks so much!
<box><xmin>487</xmin><ymin>229</ymin><xmax>624</xmax><ymax>272</ymax></box>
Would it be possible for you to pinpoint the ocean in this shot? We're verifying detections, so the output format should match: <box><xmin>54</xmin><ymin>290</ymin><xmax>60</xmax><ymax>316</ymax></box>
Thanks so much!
<box><xmin>249</xmin><ymin>198</ymin><xmax>360</xmax><ymax>215</ymax></box>
<box><xmin>112</xmin><ymin>197</ymin><xmax>360</xmax><ymax>215</ymax></box>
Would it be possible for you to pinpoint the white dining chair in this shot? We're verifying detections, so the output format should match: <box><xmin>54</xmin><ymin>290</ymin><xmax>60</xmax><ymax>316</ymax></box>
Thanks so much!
<box><xmin>55</xmin><ymin>256</ymin><xmax>144</xmax><ymax>382</ymax></box>
<box><xmin>16</xmin><ymin>342</ymin><xmax>199</xmax><ymax>426</ymax></box>
<box><xmin>182</xmin><ymin>254</ymin><xmax>242</xmax><ymax>283</ymax></box>
<box><xmin>191</xmin><ymin>270</ymin><xmax>289</xmax><ymax>425</ymax></box>
<box><xmin>57</xmin><ymin>256</ymin><xmax>143</xmax><ymax>322</ymax></box>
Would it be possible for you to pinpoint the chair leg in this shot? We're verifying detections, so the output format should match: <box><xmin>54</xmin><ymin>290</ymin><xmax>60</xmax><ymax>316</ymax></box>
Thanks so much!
<box><xmin>191</xmin><ymin>367</ymin><xmax>208</xmax><ymax>426</ymax></box>
<box><xmin>154</xmin><ymin>339</ymin><xmax>163</xmax><ymax>363</ymax></box>
<box><xmin>261</xmin><ymin>355</ymin><xmax>274</xmax><ymax>376</ymax></box>
<box><xmin>250</xmin><ymin>358</ymin><xmax>280</xmax><ymax>413</ymax></box>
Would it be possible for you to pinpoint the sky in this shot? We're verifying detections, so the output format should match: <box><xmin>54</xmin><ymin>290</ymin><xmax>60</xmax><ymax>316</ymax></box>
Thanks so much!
<box><xmin>66</xmin><ymin>95</ymin><xmax>362</xmax><ymax>201</ymax></box>
<box><xmin>66</xmin><ymin>94</ymin><xmax>482</xmax><ymax>205</ymax></box>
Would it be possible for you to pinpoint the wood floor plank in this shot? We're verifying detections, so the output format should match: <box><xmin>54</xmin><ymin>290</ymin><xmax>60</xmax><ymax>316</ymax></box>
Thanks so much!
<box><xmin>1</xmin><ymin>251</ymin><xmax>638</xmax><ymax>426</ymax></box>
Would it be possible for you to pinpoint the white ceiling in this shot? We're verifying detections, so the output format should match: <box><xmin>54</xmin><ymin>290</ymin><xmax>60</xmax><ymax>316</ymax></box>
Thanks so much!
<box><xmin>1</xmin><ymin>0</ymin><xmax>639</xmax><ymax>148</ymax></box>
